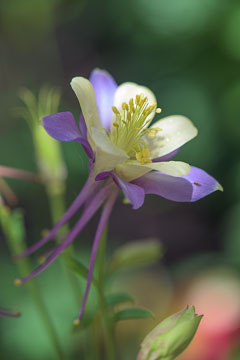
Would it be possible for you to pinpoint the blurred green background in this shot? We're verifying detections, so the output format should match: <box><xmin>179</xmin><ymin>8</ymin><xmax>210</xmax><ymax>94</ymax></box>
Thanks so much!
<box><xmin>1</xmin><ymin>0</ymin><xmax>240</xmax><ymax>359</ymax></box>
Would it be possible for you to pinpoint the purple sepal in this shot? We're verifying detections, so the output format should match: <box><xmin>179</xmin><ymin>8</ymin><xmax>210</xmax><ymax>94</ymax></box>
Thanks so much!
<box><xmin>42</xmin><ymin>112</ymin><xmax>81</xmax><ymax>142</ymax></box>
<box><xmin>95</xmin><ymin>171</ymin><xmax>145</xmax><ymax>209</ymax></box>
<box><xmin>152</xmin><ymin>148</ymin><xmax>180</xmax><ymax>162</ymax></box>
<box><xmin>42</xmin><ymin>111</ymin><xmax>94</xmax><ymax>159</ymax></box>
<box><xmin>133</xmin><ymin>166</ymin><xmax>221</xmax><ymax>202</ymax></box>
<box><xmin>79</xmin><ymin>115</ymin><xmax>88</xmax><ymax>140</ymax></box>
<box><xmin>76</xmin><ymin>137</ymin><xmax>94</xmax><ymax>159</ymax></box>
<box><xmin>89</xmin><ymin>69</ymin><xmax>117</xmax><ymax>130</ymax></box>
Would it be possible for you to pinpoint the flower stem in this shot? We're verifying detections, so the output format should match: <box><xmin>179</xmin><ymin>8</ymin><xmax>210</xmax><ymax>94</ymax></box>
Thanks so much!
<box><xmin>97</xmin><ymin>225</ymin><xmax>116</xmax><ymax>360</ymax></box>
<box><xmin>0</xmin><ymin>206</ymin><xmax>66</xmax><ymax>360</ymax></box>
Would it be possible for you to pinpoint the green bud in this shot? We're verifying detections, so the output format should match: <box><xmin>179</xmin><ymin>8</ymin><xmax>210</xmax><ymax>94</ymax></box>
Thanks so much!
<box><xmin>137</xmin><ymin>306</ymin><xmax>203</xmax><ymax>360</ymax></box>
<box><xmin>107</xmin><ymin>238</ymin><xmax>163</xmax><ymax>274</ymax></box>
<box><xmin>17</xmin><ymin>85</ymin><xmax>66</xmax><ymax>195</ymax></box>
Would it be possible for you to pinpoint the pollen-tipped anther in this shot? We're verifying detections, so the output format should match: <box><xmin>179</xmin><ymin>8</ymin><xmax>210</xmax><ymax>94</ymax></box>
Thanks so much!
<box><xmin>122</xmin><ymin>102</ymin><xmax>128</xmax><ymax>111</ymax></box>
<box><xmin>73</xmin><ymin>319</ymin><xmax>80</xmax><ymax>326</ymax></box>
<box><xmin>14</xmin><ymin>279</ymin><xmax>22</xmax><ymax>286</ymax></box>
<box><xmin>136</xmin><ymin>148</ymin><xmax>152</xmax><ymax>164</ymax></box>
<box><xmin>41</xmin><ymin>229</ymin><xmax>49</xmax><ymax>237</ymax></box>
<box><xmin>112</xmin><ymin>106</ymin><xmax>120</xmax><ymax>115</ymax></box>
<box><xmin>135</xmin><ymin>94</ymin><xmax>140</xmax><ymax>105</ymax></box>
<box><xmin>38</xmin><ymin>255</ymin><xmax>47</xmax><ymax>264</ymax></box>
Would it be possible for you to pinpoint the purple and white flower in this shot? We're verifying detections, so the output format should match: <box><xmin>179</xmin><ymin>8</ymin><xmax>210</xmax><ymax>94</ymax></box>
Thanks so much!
<box><xmin>15</xmin><ymin>69</ymin><xmax>222</xmax><ymax>323</ymax></box>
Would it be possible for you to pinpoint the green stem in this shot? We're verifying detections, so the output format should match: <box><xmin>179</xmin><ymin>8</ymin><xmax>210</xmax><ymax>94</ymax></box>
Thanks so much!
<box><xmin>0</xmin><ymin>206</ymin><xmax>66</xmax><ymax>360</ymax></box>
<box><xmin>97</xmin><ymin>225</ymin><xmax>116</xmax><ymax>360</ymax></box>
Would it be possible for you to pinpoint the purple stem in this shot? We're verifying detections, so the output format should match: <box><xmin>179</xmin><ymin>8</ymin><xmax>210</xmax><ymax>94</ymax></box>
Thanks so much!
<box><xmin>15</xmin><ymin>176</ymin><xmax>99</xmax><ymax>259</ymax></box>
<box><xmin>0</xmin><ymin>166</ymin><xmax>39</xmax><ymax>182</ymax></box>
<box><xmin>18</xmin><ymin>182</ymin><xmax>114</xmax><ymax>284</ymax></box>
<box><xmin>77</xmin><ymin>188</ymin><xmax>119</xmax><ymax>322</ymax></box>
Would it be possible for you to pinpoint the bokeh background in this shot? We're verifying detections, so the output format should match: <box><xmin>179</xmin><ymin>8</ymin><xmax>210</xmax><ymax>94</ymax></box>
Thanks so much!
<box><xmin>1</xmin><ymin>0</ymin><xmax>240</xmax><ymax>359</ymax></box>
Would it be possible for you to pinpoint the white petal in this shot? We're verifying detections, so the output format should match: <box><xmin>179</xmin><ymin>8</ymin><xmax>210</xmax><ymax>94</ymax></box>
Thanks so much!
<box><xmin>71</xmin><ymin>77</ymin><xmax>102</xmax><ymax>148</ymax></box>
<box><xmin>91</xmin><ymin>127</ymin><xmax>128</xmax><ymax>175</ymax></box>
<box><xmin>113</xmin><ymin>82</ymin><xmax>157</xmax><ymax>122</ymax></box>
<box><xmin>144</xmin><ymin>115</ymin><xmax>198</xmax><ymax>159</ymax></box>
<box><xmin>115</xmin><ymin>160</ymin><xmax>190</xmax><ymax>182</ymax></box>
<box><xmin>115</xmin><ymin>162</ymin><xmax>151</xmax><ymax>182</ymax></box>
<box><xmin>146</xmin><ymin>161</ymin><xmax>190</xmax><ymax>176</ymax></box>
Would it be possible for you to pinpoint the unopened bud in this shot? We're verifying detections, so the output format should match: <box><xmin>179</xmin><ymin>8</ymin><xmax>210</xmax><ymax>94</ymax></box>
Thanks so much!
<box><xmin>137</xmin><ymin>306</ymin><xmax>202</xmax><ymax>360</ymax></box>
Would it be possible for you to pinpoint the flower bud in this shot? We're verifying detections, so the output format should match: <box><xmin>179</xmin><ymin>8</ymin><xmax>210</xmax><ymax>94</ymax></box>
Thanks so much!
<box><xmin>18</xmin><ymin>86</ymin><xmax>66</xmax><ymax>195</ymax></box>
<box><xmin>137</xmin><ymin>306</ymin><xmax>202</xmax><ymax>360</ymax></box>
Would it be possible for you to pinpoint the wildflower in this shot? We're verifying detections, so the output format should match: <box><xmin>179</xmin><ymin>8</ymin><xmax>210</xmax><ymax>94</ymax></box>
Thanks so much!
<box><xmin>15</xmin><ymin>69</ymin><xmax>222</xmax><ymax>323</ymax></box>
<box><xmin>137</xmin><ymin>306</ymin><xmax>202</xmax><ymax>360</ymax></box>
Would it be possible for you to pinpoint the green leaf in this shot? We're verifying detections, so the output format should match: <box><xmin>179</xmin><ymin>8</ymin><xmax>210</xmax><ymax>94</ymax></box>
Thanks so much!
<box><xmin>107</xmin><ymin>238</ymin><xmax>163</xmax><ymax>274</ymax></box>
<box><xmin>106</xmin><ymin>292</ymin><xmax>134</xmax><ymax>306</ymax></box>
<box><xmin>114</xmin><ymin>307</ymin><xmax>154</xmax><ymax>322</ymax></box>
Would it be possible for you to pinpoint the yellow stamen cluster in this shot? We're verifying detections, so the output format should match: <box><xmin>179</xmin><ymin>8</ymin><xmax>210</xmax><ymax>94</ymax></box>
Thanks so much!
<box><xmin>146</xmin><ymin>127</ymin><xmax>162</xmax><ymax>137</ymax></box>
<box><xmin>136</xmin><ymin>148</ymin><xmax>152</xmax><ymax>165</ymax></box>
<box><xmin>109</xmin><ymin>94</ymin><xmax>162</xmax><ymax>164</ymax></box>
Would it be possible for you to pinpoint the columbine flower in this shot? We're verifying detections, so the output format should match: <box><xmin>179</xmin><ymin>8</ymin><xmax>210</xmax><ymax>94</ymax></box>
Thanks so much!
<box><xmin>15</xmin><ymin>69</ymin><xmax>222</xmax><ymax>323</ymax></box>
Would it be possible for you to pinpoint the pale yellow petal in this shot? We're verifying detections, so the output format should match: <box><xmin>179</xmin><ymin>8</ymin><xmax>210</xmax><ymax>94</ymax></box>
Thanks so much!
<box><xmin>91</xmin><ymin>127</ymin><xmax>128</xmax><ymax>175</ymax></box>
<box><xmin>70</xmin><ymin>77</ymin><xmax>102</xmax><ymax>149</ymax></box>
<box><xmin>146</xmin><ymin>161</ymin><xmax>190</xmax><ymax>176</ymax></box>
<box><xmin>113</xmin><ymin>82</ymin><xmax>157</xmax><ymax>122</ymax></box>
<box><xmin>115</xmin><ymin>160</ymin><xmax>190</xmax><ymax>182</ymax></box>
<box><xmin>144</xmin><ymin>115</ymin><xmax>198</xmax><ymax>159</ymax></box>
<box><xmin>115</xmin><ymin>162</ymin><xmax>151</xmax><ymax>182</ymax></box>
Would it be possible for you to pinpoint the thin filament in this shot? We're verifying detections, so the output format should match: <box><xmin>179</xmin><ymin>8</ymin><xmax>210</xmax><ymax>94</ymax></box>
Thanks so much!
<box><xmin>17</xmin><ymin>182</ymin><xmax>114</xmax><ymax>283</ymax></box>
<box><xmin>77</xmin><ymin>188</ymin><xmax>119</xmax><ymax>323</ymax></box>
<box><xmin>15</xmin><ymin>176</ymin><xmax>99</xmax><ymax>259</ymax></box>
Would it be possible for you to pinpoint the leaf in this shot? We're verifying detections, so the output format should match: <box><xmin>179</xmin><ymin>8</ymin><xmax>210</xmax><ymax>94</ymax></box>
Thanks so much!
<box><xmin>107</xmin><ymin>238</ymin><xmax>163</xmax><ymax>274</ymax></box>
<box><xmin>114</xmin><ymin>307</ymin><xmax>154</xmax><ymax>322</ymax></box>
<box><xmin>106</xmin><ymin>292</ymin><xmax>134</xmax><ymax>306</ymax></box>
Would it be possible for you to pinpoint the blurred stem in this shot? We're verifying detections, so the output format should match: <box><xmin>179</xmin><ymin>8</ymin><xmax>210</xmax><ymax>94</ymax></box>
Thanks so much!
<box><xmin>89</xmin><ymin>321</ymin><xmax>101</xmax><ymax>360</ymax></box>
<box><xmin>96</xmin><ymin>225</ymin><xmax>116</xmax><ymax>360</ymax></box>
<box><xmin>0</xmin><ymin>206</ymin><xmax>66</xmax><ymax>360</ymax></box>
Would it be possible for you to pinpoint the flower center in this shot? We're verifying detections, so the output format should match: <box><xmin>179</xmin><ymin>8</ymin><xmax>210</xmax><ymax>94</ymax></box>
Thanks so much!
<box><xmin>109</xmin><ymin>94</ymin><xmax>162</xmax><ymax>164</ymax></box>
